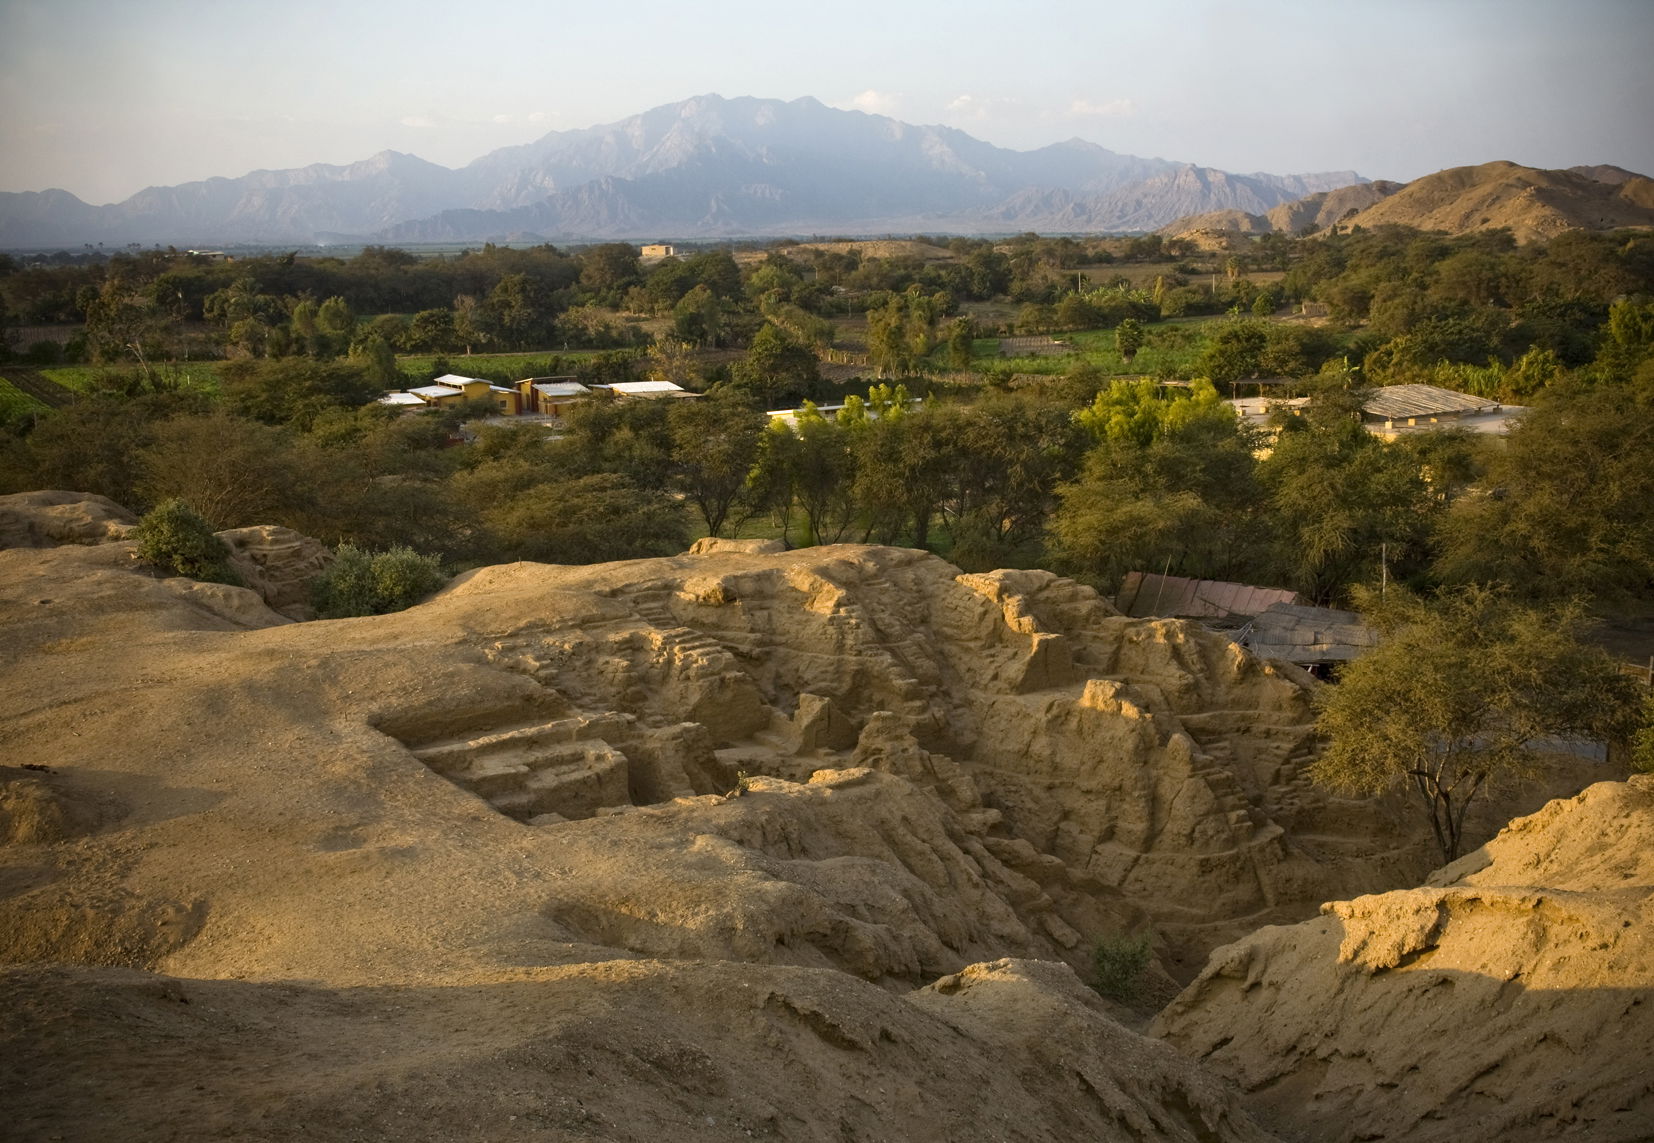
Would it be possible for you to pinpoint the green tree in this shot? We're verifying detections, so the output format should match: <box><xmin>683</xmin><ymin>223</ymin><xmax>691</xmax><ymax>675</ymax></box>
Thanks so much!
<box><xmin>730</xmin><ymin>323</ymin><xmax>818</xmax><ymax>407</ymax></box>
<box><xmin>578</xmin><ymin>243</ymin><xmax>643</xmax><ymax>305</ymax></box>
<box><xmin>850</xmin><ymin>399</ymin><xmax>956</xmax><ymax>548</ymax></box>
<box><xmin>479</xmin><ymin>473</ymin><xmax>688</xmax><ymax>564</ymax></box>
<box><xmin>1114</xmin><ymin>318</ymin><xmax>1144</xmax><ymax>365</ymax></box>
<box><xmin>136</xmin><ymin>413</ymin><xmax>314</xmax><ymax>530</ymax></box>
<box><xmin>866</xmin><ymin>287</ymin><xmax>944</xmax><ymax>376</ymax></box>
<box><xmin>672</xmin><ymin>284</ymin><xmax>725</xmax><ymax>347</ymax></box>
<box><xmin>488</xmin><ymin>273</ymin><xmax>552</xmax><ymax>350</ymax></box>
<box><xmin>1434</xmin><ymin>380</ymin><xmax>1654</xmax><ymax>601</ymax></box>
<box><xmin>790</xmin><ymin>404</ymin><xmax>857</xmax><ymax>545</ymax></box>
<box><xmin>1260</xmin><ymin>379</ymin><xmax>1439</xmax><ymax>605</ymax></box>
<box><xmin>945</xmin><ymin>317</ymin><xmax>976</xmax><ymax>370</ymax></box>
<box><xmin>668</xmin><ymin>393</ymin><xmax>766</xmax><ymax>537</ymax></box>
<box><xmin>1194</xmin><ymin>319</ymin><xmax>1268</xmax><ymax>383</ymax></box>
<box><xmin>1312</xmin><ymin>587</ymin><xmax>1643</xmax><ymax>862</ymax></box>
<box><xmin>1051</xmin><ymin>399</ymin><xmax>1269</xmax><ymax>592</ymax></box>
<box><xmin>315</xmin><ymin>296</ymin><xmax>357</xmax><ymax>359</ymax></box>
<box><xmin>221</xmin><ymin>358</ymin><xmax>383</xmax><ymax>430</ymax></box>
<box><xmin>408</xmin><ymin>308</ymin><xmax>459</xmax><ymax>354</ymax></box>
<box><xmin>349</xmin><ymin>334</ymin><xmax>402</xmax><ymax>389</ymax></box>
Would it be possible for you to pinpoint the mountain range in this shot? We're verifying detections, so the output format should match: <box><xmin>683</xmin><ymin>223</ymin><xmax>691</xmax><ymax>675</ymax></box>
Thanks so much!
<box><xmin>0</xmin><ymin>95</ymin><xmax>1365</xmax><ymax>248</ymax></box>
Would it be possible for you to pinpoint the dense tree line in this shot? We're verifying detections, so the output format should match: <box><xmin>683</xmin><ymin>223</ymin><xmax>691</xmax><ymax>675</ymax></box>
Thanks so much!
<box><xmin>3</xmin><ymin>223</ymin><xmax>1651</xmax><ymax>618</ymax></box>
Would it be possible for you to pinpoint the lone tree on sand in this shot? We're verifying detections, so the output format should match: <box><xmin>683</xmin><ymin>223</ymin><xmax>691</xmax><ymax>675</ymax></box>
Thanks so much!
<box><xmin>1311</xmin><ymin>586</ymin><xmax>1641</xmax><ymax>863</ymax></box>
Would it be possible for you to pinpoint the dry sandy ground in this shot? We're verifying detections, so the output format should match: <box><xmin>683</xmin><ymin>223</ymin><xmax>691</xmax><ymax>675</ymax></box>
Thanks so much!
<box><xmin>1</xmin><ymin>491</ymin><xmax>1644</xmax><ymax>1141</ymax></box>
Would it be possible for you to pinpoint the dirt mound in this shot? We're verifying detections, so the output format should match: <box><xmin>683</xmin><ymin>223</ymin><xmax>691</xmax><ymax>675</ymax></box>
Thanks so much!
<box><xmin>0</xmin><ymin>765</ymin><xmax>116</xmax><ymax>845</ymax></box>
<box><xmin>1339</xmin><ymin>161</ymin><xmax>1654</xmax><ymax>242</ymax></box>
<box><xmin>0</xmin><ymin>958</ymin><xmax>1277</xmax><ymax>1143</ymax></box>
<box><xmin>0</xmin><ymin>490</ymin><xmax>135</xmax><ymax>548</ymax></box>
<box><xmin>1153</xmin><ymin>775</ymin><xmax>1654</xmax><ymax>1142</ymax></box>
<box><xmin>1157</xmin><ymin>209</ymin><xmax>1272</xmax><ymax>236</ymax></box>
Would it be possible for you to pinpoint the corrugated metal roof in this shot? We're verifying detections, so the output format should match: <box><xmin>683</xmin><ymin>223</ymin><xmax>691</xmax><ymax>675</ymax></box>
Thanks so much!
<box><xmin>1115</xmin><ymin>572</ymin><xmax>1301</xmax><ymax>619</ymax></box>
<box><xmin>532</xmin><ymin>382</ymin><xmax>590</xmax><ymax>397</ymax></box>
<box><xmin>595</xmin><ymin>380</ymin><xmax>686</xmax><ymax>394</ymax></box>
<box><xmin>1362</xmin><ymin>384</ymin><xmax>1498</xmax><ymax>421</ymax></box>
<box><xmin>408</xmin><ymin>385</ymin><xmax>464</xmax><ymax>399</ymax></box>
<box><xmin>378</xmin><ymin>392</ymin><xmax>425</xmax><ymax>405</ymax></box>
<box><xmin>1242</xmin><ymin>603</ymin><xmax>1379</xmax><ymax>664</ymax></box>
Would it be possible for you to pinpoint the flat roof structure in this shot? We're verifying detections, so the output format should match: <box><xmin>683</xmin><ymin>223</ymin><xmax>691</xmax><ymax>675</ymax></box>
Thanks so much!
<box><xmin>1115</xmin><ymin>572</ymin><xmax>1301</xmax><ymax>619</ymax></box>
<box><xmin>532</xmin><ymin>381</ymin><xmax>590</xmax><ymax>398</ymax></box>
<box><xmin>408</xmin><ymin>384</ymin><xmax>465</xmax><ymax>400</ymax></box>
<box><xmin>1361</xmin><ymin>384</ymin><xmax>1499</xmax><ymax>421</ymax></box>
<box><xmin>377</xmin><ymin>392</ymin><xmax>426</xmax><ymax>406</ymax></box>
<box><xmin>1242</xmin><ymin>602</ymin><xmax>1379</xmax><ymax>664</ymax></box>
<box><xmin>591</xmin><ymin>381</ymin><xmax>692</xmax><ymax>398</ymax></box>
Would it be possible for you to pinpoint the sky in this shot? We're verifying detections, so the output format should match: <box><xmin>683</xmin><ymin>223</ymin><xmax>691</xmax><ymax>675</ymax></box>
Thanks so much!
<box><xmin>2</xmin><ymin>0</ymin><xmax>1651</xmax><ymax>205</ymax></box>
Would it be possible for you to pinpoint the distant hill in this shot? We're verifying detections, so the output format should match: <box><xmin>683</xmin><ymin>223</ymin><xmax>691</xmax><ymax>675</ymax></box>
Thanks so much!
<box><xmin>1337</xmin><ymin>161</ymin><xmax>1654</xmax><ymax>242</ymax></box>
<box><xmin>1263</xmin><ymin>180</ymin><xmax>1404</xmax><ymax>233</ymax></box>
<box><xmin>1160</xmin><ymin>163</ymin><xmax>1653</xmax><ymax>243</ymax></box>
<box><xmin>0</xmin><ymin>94</ymin><xmax>1364</xmax><ymax>247</ymax></box>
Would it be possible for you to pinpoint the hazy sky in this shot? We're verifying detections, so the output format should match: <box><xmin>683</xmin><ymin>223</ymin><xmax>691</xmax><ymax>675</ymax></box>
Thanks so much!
<box><xmin>3</xmin><ymin>0</ymin><xmax>1650</xmax><ymax>204</ymax></box>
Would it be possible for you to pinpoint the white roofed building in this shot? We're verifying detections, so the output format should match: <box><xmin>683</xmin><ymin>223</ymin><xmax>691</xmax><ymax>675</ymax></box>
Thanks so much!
<box><xmin>590</xmin><ymin>380</ymin><xmax>695</xmax><ymax>399</ymax></box>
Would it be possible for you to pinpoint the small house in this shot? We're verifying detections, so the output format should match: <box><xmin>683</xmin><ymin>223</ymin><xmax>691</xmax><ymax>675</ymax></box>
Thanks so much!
<box><xmin>517</xmin><ymin>377</ymin><xmax>591</xmax><ymax>418</ymax></box>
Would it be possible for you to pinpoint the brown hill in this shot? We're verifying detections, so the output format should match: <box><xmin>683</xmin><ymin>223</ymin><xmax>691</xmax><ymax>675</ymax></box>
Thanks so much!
<box><xmin>1154</xmin><ymin>775</ymin><xmax>1654</xmax><ymax>1141</ymax></box>
<box><xmin>1340</xmin><ymin>160</ymin><xmax>1654</xmax><ymax>242</ymax></box>
<box><xmin>0</xmin><ymin>492</ymin><xmax>1622</xmax><ymax>1140</ymax></box>
<box><xmin>1160</xmin><ymin>182</ymin><xmax>1402</xmax><ymax>239</ymax></box>
<box><xmin>1263</xmin><ymin>179</ymin><xmax>1403</xmax><ymax>233</ymax></box>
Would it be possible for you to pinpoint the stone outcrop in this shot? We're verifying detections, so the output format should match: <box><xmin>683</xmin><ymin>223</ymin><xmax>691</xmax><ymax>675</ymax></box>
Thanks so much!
<box><xmin>216</xmin><ymin>524</ymin><xmax>333</xmax><ymax>619</ymax></box>
<box><xmin>1153</xmin><ymin>776</ymin><xmax>1654</xmax><ymax>1142</ymax></box>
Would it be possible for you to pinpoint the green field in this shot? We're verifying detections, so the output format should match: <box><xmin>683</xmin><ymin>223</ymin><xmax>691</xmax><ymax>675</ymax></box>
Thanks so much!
<box><xmin>0</xmin><ymin>378</ymin><xmax>49</xmax><ymax>417</ymax></box>
<box><xmin>957</xmin><ymin>317</ymin><xmax>1220</xmax><ymax>378</ymax></box>
<box><xmin>39</xmin><ymin>362</ymin><xmax>224</xmax><ymax>395</ymax></box>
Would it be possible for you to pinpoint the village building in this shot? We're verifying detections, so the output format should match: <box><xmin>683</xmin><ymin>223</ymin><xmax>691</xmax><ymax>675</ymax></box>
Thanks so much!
<box><xmin>380</xmin><ymin>374</ymin><xmax>523</xmax><ymax>415</ymax></box>
<box><xmin>589</xmin><ymin>380</ymin><xmax>694</xmax><ymax>399</ymax></box>
<box><xmin>1357</xmin><ymin>383</ymin><xmax>1523</xmax><ymax>439</ymax></box>
<box><xmin>640</xmin><ymin>244</ymin><xmax>677</xmax><ymax>260</ymax></box>
<box><xmin>516</xmin><ymin>377</ymin><xmax>591</xmax><ymax>418</ymax></box>
<box><xmin>1113</xmin><ymin>571</ymin><xmax>1377</xmax><ymax>673</ymax></box>
<box><xmin>1226</xmin><ymin>383</ymin><xmax>1526</xmax><ymax>440</ymax></box>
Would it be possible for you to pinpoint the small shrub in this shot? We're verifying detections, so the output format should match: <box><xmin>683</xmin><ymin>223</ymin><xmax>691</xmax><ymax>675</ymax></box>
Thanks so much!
<box><xmin>1091</xmin><ymin>932</ymin><xmax>1152</xmax><ymax>1002</ymax></box>
<box><xmin>1632</xmin><ymin>691</ymin><xmax>1654</xmax><ymax>774</ymax></box>
<box><xmin>311</xmin><ymin>544</ymin><xmax>447</xmax><ymax>618</ymax></box>
<box><xmin>131</xmin><ymin>499</ymin><xmax>240</xmax><ymax>584</ymax></box>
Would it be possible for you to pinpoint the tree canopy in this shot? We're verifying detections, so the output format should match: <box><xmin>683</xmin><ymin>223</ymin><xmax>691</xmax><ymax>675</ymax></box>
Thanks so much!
<box><xmin>1311</xmin><ymin>587</ymin><xmax>1642</xmax><ymax>862</ymax></box>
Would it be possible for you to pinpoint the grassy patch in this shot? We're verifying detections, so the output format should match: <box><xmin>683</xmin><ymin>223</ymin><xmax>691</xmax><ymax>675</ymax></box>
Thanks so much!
<box><xmin>0</xmin><ymin>378</ymin><xmax>49</xmax><ymax>417</ymax></box>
